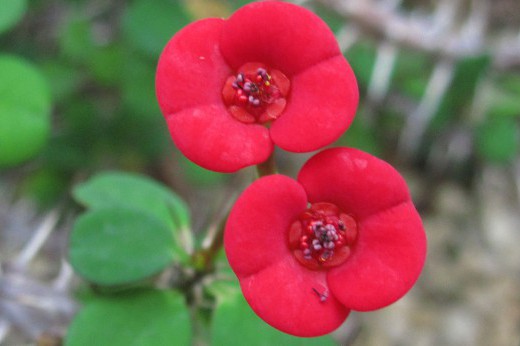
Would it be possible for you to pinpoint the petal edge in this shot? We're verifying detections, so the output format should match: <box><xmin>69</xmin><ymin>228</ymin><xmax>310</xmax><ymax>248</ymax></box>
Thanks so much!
<box><xmin>156</xmin><ymin>18</ymin><xmax>231</xmax><ymax>115</ymax></box>
<box><xmin>240</xmin><ymin>256</ymin><xmax>350</xmax><ymax>337</ymax></box>
<box><xmin>271</xmin><ymin>56</ymin><xmax>358</xmax><ymax>152</ymax></box>
<box><xmin>166</xmin><ymin>104</ymin><xmax>272</xmax><ymax>172</ymax></box>
<box><xmin>225</xmin><ymin>175</ymin><xmax>308</xmax><ymax>275</ymax></box>
<box><xmin>327</xmin><ymin>202</ymin><xmax>427</xmax><ymax>311</ymax></box>
<box><xmin>220</xmin><ymin>1</ymin><xmax>341</xmax><ymax>76</ymax></box>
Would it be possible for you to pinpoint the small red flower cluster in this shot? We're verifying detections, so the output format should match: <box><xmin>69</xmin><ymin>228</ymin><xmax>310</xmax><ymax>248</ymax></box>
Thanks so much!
<box><xmin>156</xmin><ymin>0</ymin><xmax>426</xmax><ymax>338</ymax></box>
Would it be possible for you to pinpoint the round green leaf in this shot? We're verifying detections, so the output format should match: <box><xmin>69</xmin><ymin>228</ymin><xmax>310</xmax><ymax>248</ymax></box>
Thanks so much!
<box><xmin>210</xmin><ymin>284</ymin><xmax>337</xmax><ymax>346</ymax></box>
<box><xmin>0</xmin><ymin>55</ymin><xmax>51</xmax><ymax>167</ymax></box>
<box><xmin>69</xmin><ymin>208</ymin><xmax>176</xmax><ymax>285</ymax></box>
<box><xmin>0</xmin><ymin>0</ymin><xmax>27</xmax><ymax>34</ymax></box>
<box><xmin>122</xmin><ymin>0</ymin><xmax>191</xmax><ymax>56</ymax></box>
<box><xmin>73</xmin><ymin>171</ymin><xmax>190</xmax><ymax>230</ymax></box>
<box><xmin>73</xmin><ymin>172</ymin><xmax>192</xmax><ymax>262</ymax></box>
<box><xmin>65</xmin><ymin>289</ymin><xmax>191</xmax><ymax>346</ymax></box>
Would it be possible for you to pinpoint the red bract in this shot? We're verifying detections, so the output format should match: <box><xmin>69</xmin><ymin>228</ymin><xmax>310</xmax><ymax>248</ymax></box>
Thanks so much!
<box><xmin>156</xmin><ymin>1</ymin><xmax>358</xmax><ymax>172</ymax></box>
<box><xmin>224</xmin><ymin>147</ymin><xmax>427</xmax><ymax>337</ymax></box>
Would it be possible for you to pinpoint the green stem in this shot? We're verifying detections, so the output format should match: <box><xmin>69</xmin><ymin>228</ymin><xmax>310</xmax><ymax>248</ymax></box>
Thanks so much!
<box><xmin>195</xmin><ymin>153</ymin><xmax>278</xmax><ymax>272</ymax></box>
<box><xmin>256</xmin><ymin>151</ymin><xmax>277</xmax><ymax>177</ymax></box>
<box><xmin>195</xmin><ymin>217</ymin><xmax>227</xmax><ymax>273</ymax></box>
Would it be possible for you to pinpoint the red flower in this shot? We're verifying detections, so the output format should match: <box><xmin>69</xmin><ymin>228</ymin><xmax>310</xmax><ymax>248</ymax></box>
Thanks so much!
<box><xmin>224</xmin><ymin>147</ymin><xmax>427</xmax><ymax>337</ymax></box>
<box><xmin>156</xmin><ymin>1</ymin><xmax>358</xmax><ymax>172</ymax></box>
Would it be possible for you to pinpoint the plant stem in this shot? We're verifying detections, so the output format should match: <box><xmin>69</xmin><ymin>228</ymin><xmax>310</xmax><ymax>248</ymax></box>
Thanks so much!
<box><xmin>195</xmin><ymin>217</ymin><xmax>227</xmax><ymax>273</ymax></box>
<box><xmin>195</xmin><ymin>153</ymin><xmax>278</xmax><ymax>272</ymax></box>
<box><xmin>256</xmin><ymin>151</ymin><xmax>277</xmax><ymax>177</ymax></box>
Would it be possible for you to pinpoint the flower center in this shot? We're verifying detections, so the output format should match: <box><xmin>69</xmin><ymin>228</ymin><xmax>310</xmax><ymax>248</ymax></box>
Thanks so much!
<box><xmin>288</xmin><ymin>202</ymin><xmax>357</xmax><ymax>270</ymax></box>
<box><xmin>222</xmin><ymin>62</ymin><xmax>290</xmax><ymax>124</ymax></box>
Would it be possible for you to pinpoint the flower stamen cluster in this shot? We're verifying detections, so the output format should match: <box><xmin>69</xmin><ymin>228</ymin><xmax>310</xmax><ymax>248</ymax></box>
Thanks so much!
<box><xmin>222</xmin><ymin>63</ymin><xmax>290</xmax><ymax>124</ymax></box>
<box><xmin>289</xmin><ymin>202</ymin><xmax>357</xmax><ymax>270</ymax></box>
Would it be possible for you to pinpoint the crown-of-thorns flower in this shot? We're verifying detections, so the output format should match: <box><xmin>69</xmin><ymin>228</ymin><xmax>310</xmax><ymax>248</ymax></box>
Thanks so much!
<box><xmin>224</xmin><ymin>147</ymin><xmax>427</xmax><ymax>336</ymax></box>
<box><xmin>156</xmin><ymin>1</ymin><xmax>358</xmax><ymax>172</ymax></box>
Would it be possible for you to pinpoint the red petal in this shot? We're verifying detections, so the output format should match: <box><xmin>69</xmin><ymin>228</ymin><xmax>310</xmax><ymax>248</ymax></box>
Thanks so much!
<box><xmin>156</xmin><ymin>18</ymin><xmax>231</xmax><ymax>115</ymax></box>
<box><xmin>225</xmin><ymin>175</ymin><xmax>308</xmax><ymax>277</ymax></box>
<box><xmin>271</xmin><ymin>69</ymin><xmax>290</xmax><ymax>96</ymax></box>
<box><xmin>166</xmin><ymin>104</ymin><xmax>272</xmax><ymax>172</ymax></box>
<box><xmin>219</xmin><ymin>1</ymin><xmax>341</xmax><ymax>76</ymax></box>
<box><xmin>270</xmin><ymin>56</ymin><xmax>358</xmax><ymax>152</ymax></box>
<box><xmin>298</xmin><ymin>148</ymin><xmax>410</xmax><ymax>219</ymax></box>
<box><xmin>240</xmin><ymin>256</ymin><xmax>350</xmax><ymax>337</ymax></box>
<box><xmin>327</xmin><ymin>202</ymin><xmax>426</xmax><ymax>311</ymax></box>
<box><xmin>228</xmin><ymin>105</ymin><xmax>256</xmax><ymax>124</ymax></box>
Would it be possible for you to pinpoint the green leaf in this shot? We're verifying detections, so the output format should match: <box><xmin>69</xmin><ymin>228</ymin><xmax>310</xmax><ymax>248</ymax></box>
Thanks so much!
<box><xmin>393</xmin><ymin>50</ymin><xmax>431</xmax><ymax>99</ymax></box>
<box><xmin>0</xmin><ymin>55</ymin><xmax>51</xmax><ymax>167</ymax></box>
<box><xmin>448</xmin><ymin>55</ymin><xmax>491</xmax><ymax>103</ymax></box>
<box><xmin>210</xmin><ymin>284</ymin><xmax>337</xmax><ymax>346</ymax></box>
<box><xmin>65</xmin><ymin>289</ymin><xmax>191</xmax><ymax>346</ymax></box>
<box><xmin>345</xmin><ymin>42</ymin><xmax>376</xmax><ymax>88</ymax></box>
<box><xmin>0</xmin><ymin>0</ymin><xmax>27</xmax><ymax>34</ymax></box>
<box><xmin>431</xmin><ymin>55</ymin><xmax>491</xmax><ymax>130</ymax></box>
<box><xmin>73</xmin><ymin>171</ymin><xmax>190</xmax><ymax>231</ymax></box>
<box><xmin>476</xmin><ymin>115</ymin><xmax>519</xmax><ymax>163</ymax></box>
<box><xmin>122</xmin><ymin>0</ymin><xmax>191</xmax><ymax>56</ymax></box>
<box><xmin>69</xmin><ymin>208</ymin><xmax>176</xmax><ymax>285</ymax></box>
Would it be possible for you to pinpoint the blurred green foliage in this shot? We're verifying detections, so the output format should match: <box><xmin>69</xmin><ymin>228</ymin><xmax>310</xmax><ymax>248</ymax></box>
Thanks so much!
<box><xmin>0</xmin><ymin>0</ymin><xmax>244</xmax><ymax>207</ymax></box>
<box><xmin>65</xmin><ymin>289</ymin><xmax>191</xmax><ymax>346</ymax></box>
<box><xmin>0</xmin><ymin>0</ymin><xmax>27</xmax><ymax>34</ymax></box>
<box><xmin>0</xmin><ymin>55</ymin><xmax>51</xmax><ymax>167</ymax></box>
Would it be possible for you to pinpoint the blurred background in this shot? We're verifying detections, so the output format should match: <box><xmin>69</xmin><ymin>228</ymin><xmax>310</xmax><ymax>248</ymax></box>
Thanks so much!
<box><xmin>0</xmin><ymin>0</ymin><xmax>519</xmax><ymax>345</ymax></box>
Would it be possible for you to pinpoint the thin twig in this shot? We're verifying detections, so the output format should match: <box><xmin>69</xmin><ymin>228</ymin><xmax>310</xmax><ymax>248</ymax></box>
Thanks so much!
<box><xmin>366</xmin><ymin>40</ymin><xmax>399</xmax><ymax>106</ymax></box>
<box><xmin>255</xmin><ymin>151</ymin><xmax>277</xmax><ymax>178</ymax></box>
<box><xmin>52</xmin><ymin>261</ymin><xmax>75</xmax><ymax>292</ymax></box>
<box><xmin>12</xmin><ymin>210</ymin><xmax>60</xmax><ymax>270</ymax></box>
<box><xmin>316</xmin><ymin>0</ymin><xmax>520</xmax><ymax>70</ymax></box>
<box><xmin>337</xmin><ymin>23</ymin><xmax>361</xmax><ymax>52</ymax></box>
